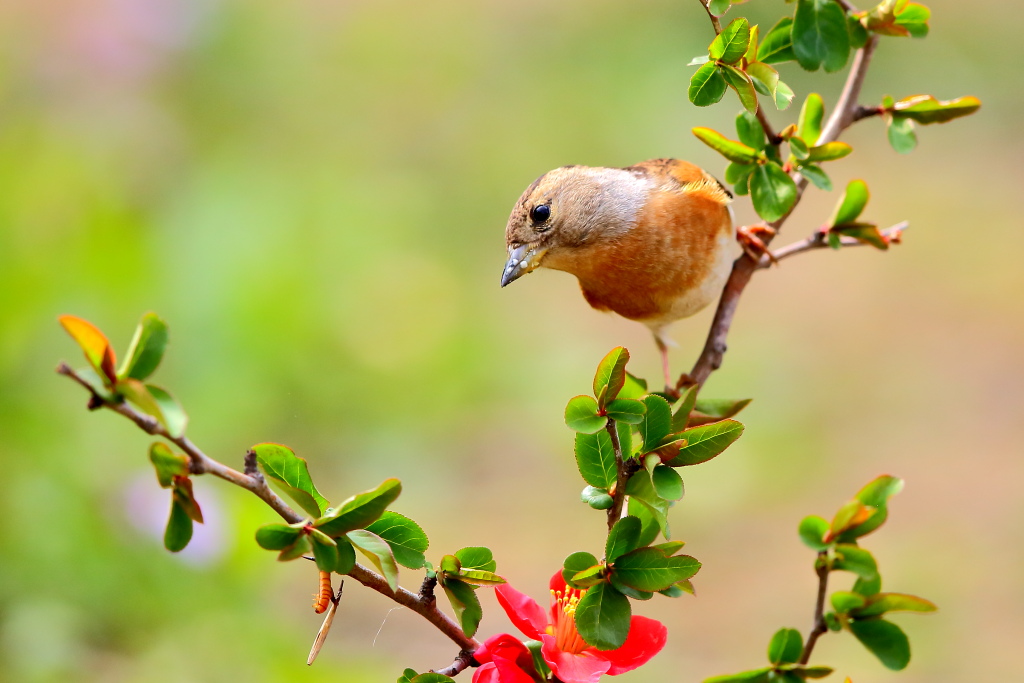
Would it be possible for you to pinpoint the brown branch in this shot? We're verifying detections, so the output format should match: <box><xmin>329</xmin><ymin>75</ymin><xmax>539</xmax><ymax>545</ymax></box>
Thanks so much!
<box><xmin>432</xmin><ymin>649</ymin><xmax>478</xmax><ymax>677</ymax></box>
<box><xmin>759</xmin><ymin>221</ymin><xmax>909</xmax><ymax>269</ymax></box>
<box><xmin>834</xmin><ymin>0</ymin><xmax>859</xmax><ymax>13</ymax></box>
<box><xmin>756</xmin><ymin>106</ymin><xmax>783</xmax><ymax>146</ymax></box>
<box><xmin>699</xmin><ymin>0</ymin><xmax>722</xmax><ymax>34</ymax></box>
<box><xmin>605</xmin><ymin>418</ymin><xmax>628</xmax><ymax>530</ymax></box>
<box><xmin>800</xmin><ymin>552</ymin><xmax>831</xmax><ymax>665</ymax></box>
<box><xmin>683</xmin><ymin>36</ymin><xmax>881</xmax><ymax>388</ymax></box>
<box><xmin>57</xmin><ymin>362</ymin><xmax>478</xmax><ymax>655</ymax></box>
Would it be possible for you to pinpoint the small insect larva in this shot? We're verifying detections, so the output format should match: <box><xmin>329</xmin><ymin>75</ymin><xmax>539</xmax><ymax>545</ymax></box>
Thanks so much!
<box><xmin>313</xmin><ymin>570</ymin><xmax>333</xmax><ymax>614</ymax></box>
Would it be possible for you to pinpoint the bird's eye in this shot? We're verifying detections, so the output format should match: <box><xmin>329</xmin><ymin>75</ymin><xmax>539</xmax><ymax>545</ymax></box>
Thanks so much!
<box><xmin>530</xmin><ymin>204</ymin><xmax>551</xmax><ymax>226</ymax></box>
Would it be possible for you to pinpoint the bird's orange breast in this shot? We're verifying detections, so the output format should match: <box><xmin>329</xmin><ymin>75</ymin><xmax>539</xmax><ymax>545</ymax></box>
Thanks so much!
<box><xmin>546</xmin><ymin>162</ymin><xmax>733</xmax><ymax>324</ymax></box>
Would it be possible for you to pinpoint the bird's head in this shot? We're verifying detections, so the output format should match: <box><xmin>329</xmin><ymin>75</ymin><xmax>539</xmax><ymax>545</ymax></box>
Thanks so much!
<box><xmin>501</xmin><ymin>165</ymin><xmax>646</xmax><ymax>287</ymax></box>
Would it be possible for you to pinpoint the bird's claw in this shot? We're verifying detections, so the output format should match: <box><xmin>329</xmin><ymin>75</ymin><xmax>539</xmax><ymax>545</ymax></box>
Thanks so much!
<box><xmin>737</xmin><ymin>224</ymin><xmax>777</xmax><ymax>265</ymax></box>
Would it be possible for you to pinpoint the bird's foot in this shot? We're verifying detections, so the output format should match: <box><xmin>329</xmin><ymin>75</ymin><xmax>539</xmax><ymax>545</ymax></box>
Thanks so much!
<box><xmin>737</xmin><ymin>224</ymin><xmax>777</xmax><ymax>264</ymax></box>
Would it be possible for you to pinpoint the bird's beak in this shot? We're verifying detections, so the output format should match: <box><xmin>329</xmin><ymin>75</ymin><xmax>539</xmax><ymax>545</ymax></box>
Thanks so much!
<box><xmin>500</xmin><ymin>244</ymin><xmax>547</xmax><ymax>287</ymax></box>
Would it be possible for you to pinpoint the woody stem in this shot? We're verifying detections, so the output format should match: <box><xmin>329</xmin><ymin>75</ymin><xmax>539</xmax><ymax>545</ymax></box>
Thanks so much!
<box><xmin>56</xmin><ymin>363</ymin><xmax>479</xmax><ymax>656</ymax></box>
<box><xmin>605</xmin><ymin>418</ymin><xmax>629</xmax><ymax>530</ymax></box>
<box><xmin>685</xmin><ymin>35</ymin><xmax>880</xmax><ymax>387</ymax></box>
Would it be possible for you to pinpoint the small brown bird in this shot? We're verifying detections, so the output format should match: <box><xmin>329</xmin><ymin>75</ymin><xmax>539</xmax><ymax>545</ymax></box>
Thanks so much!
<box><xmin>501</xmin><ymin>158</ymin><xmax>738</xmax><ymax>388</ymax></box>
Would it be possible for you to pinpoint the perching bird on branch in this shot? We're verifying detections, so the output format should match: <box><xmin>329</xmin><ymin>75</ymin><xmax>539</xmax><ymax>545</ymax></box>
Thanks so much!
<box><xmin>500</xmin><ymin>158</ymin><xmax>742</xmax><ymax>390</ymax></box>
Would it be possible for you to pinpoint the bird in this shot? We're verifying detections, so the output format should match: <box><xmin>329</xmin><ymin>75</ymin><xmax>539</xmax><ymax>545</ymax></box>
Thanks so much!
<box><xmin>500</xmin><ymin>158</ymin><xmax>740</xmax><ymax>390</ymax></box>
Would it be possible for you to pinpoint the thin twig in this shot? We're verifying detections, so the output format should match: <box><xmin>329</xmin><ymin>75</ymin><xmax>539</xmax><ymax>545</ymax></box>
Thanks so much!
<box><xmin>432</xmin><ymin>649</ymin><xmax>478</xmax><ymax>677</ymax></box>
<box><xmin>755</xmin><ymin>106</ymin><xmax>782</xmax><ymax>145</ymax></box>
<box><xmin>759</xmin><ymin>221</ymin><xmax>908</xmax><ymax>269</ymax></box>
<box><xmin>684</xmin><ymin>36</ymin><xmax>882</xmax><ymax>388</ymax></box>
<box><xmin>800</xmin><ymin>553</ymin><xmax>831</xmax><ymax>665</ymax></box>
<box><xmin>57</xmin><ymin>363</ymin><xmax>479</xmax><ymax>655</ymax></box>
<box><xmin>699</xmin><ymin>0</ymin><xmax>722</xmax><ymax>34</ymax></box>
<box><xmin>605</xmin><ymin>418</ymin><xmax>628</xmax><ymax>530</ymax></box>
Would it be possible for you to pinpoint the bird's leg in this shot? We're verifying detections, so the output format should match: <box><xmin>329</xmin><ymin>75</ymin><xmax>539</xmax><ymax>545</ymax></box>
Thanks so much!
<box><xmin>737</xmin><ymin>224</ymin><xmax>778</xmax><ymax>264</ymax></box>
<box><xmin>654</xmin><ymin>335</ymin><xmax>674</xmax><ymax>395</ymax></box>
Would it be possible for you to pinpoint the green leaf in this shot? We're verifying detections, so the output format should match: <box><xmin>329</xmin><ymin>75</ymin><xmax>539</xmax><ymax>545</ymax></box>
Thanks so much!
<box><xmin>735</xmin><ymin>112</ymin><xmax>766</xmax><ymax>152</ymax></box>
<box><xmin>806</xmin><ymin>141</ymin><xmax>852</xmax><ymax>162</ymax></box>
<box><xmin>118</xmin><ymin>313</ymin><xmax>169</xmax><ymax>381</ymax></box>
<box><xmin>767</xmin><ymin>627</ymin><xmax>803</xmax><ymax>665</ymax></box>
<box><xmin>798</xmin><ymin>93</ymin><xmax>824</xmax><ymax>146</ymax></box>
<box><xmin>639</xmin><ymin>395</ymin><xmax>673</xmax><ymax>453</ymax></box>
<box><xmin>620</xmin><ymin>503</ymin><xmax>655</xmax><ymax>551</ymax></box>
<box><xmin>366</xmin><ymin>511</ymin><xmax>429</xmax><ymax>570</ymax></box>
<box><xmin>581</xmin><ymin>485</ymin><xmax>614</xmax><ymax>510</ymax></box>
<box><xmin>704</xmin><ymin>668</ymin><xmax>772</xmax><ymax>683</ymax></box>
<box><xmin>626</xmin><ymin>473</ymin><xmax>671</xmax><ymax>539</ymax></box>
<box><xmin>774</xmin><ymin>80</ymin><xmax>795</xmax><ymax>110</ymax></box>
<box><xmin>792</xmin><ymin>0</ymin><xmax>851</xmax><ymax>72</ymax></box>
<box><xmin>311</xmin><ymin>530</ymin><xmax>340</xmax><ymax>572</ymax></box>
<box><xmin>441</xmin><ymin>578</ymin><xmax>483</xmax><ymax>638</ymax></box>
<box><xmin>275</xmin><ymin>533</ymin><xmax>310</xmax><ymax>561</ymax></box>
<box><xmin>347</xmin><ymin>529</ymin><xmax>400</xmax><ymax>592</ymax></box>
<box><xmin>571</xmin><ymin>565</ymin><xmax>607</xmax><ymax>588</ymax></box>
<box><xmin>575</xmin><ymin>430</ymin><xmax>617</xmax><ymax>489</ymax></box>
<box><xmin>565</xmin><ymin>395</ymin><xmax>606</xmax><ymax>434</ymax></box>
<box><xmin>665</xmin><ymin>419</ymin><xmax>743</xmax><ymax>467</ymax></box>
<box><xmin>58</xmin><ymin>314</ymin><xmax>117</xmax><ymax>385</ymax></box>
<box><xmin>797</xmin><ymin>515</ymin><xmax>831</xmax><ymax>551</ymax></box>
<box><xmin>721</xmin><ymin>65</ymin><xmax>759</xmax><ymax>114</ymax></box>
<box><xmin>895</xmin><ymin>2</ymin><xmax>930</xmax><ymax>37</ymax></box>
<box><xmin>852</xmin><ymin>592</ymin><xmax>937</xmax><ymax>618</ymax></box>
<box><xmin>856</xmin><ymin>475</ymin><xmax>904</xmax><ymax>508</ymax></box>
<box><xmin>563</xmin><ymin>551</ymin><xmax>600</xmax><ymax>586</ymax></box>
<box><xmin>750</xmin><ymin>162</ymin><xmax>798</xmax><ymax>222</ymax></box>
<box><xmin>594</xmin><ymin>347</ymin><xmax>630</xmax><ymax>409</ymax></box>
<box><xmin>853</xmin><ymin>572</ymin><xmax>883</xmax><ymax>597</ymax></box>
<box><xmin>455</xmin><ymin>546</ymin><xmax>497</xmax><ymax>573</ymax></box>
<box><xmin>689</xmin><ymin>61</ymin><xmax>728</xmax><ymax>107</ymax></box>
<box><xmin>574</xmin><ymin>582</ymin><xmax>631</xmax><ymax>651</ymax></box>
<box><xmin>651</xmin><ymin>464</ymin><xmax>684</xmax><ymax>501</ymax></box>
<box><xmin>709</xmin><ymin>0</ymin><xmax>732</xmax><ymax>17</ymax></box>
<box><xmin>149</xmin><ymin>442</ymin><xmax>190</xmax><ymax>488</ymax></box>
<box><xmin>605</xmin><ymin>398</ymin><xmax>646</xmax><ymax>425</ymax></box>
<box><xmin>440</xmin><ymin>554</ymin><xmax>461</xmax><ymax>574</ymax></box>
<box><xmin>788</xmin><ymin>136</ymin><xmax>809</xmax><ymax>160</ymax></box>
<box><xmin>887</xmin><ymin>115</ymin><xmax>917</xmax><ymax>153</ymax></box>
<box><xmin>725</xmin><ymin>161</ymin><xmax>757</xmax><ymax>186</ymax></box>
<box><xmin>333</xmin><ymin>535</ymin><xmax>356</xmax><ymax>573</ymax></box>
<box><xmin>848</xmin><ymin>618</ymin><xmax>911</xmax><ymax>670</ymax></box>
<box><xmin>798</xmin><ymin>163</ymin><xmax>832</xmax><ymax>191</ymax></box>
<box><xmin>671</xmin><ymin>386</ymin><xmax>699</xmax><ymax>433</ymax></box>
<box><xmin>315</xmin><ymin>479</ymin><xmax>402</xmax><ymax>536</ymax></box>
<box><xmin>692</xmin><ymin>127</ymin><xmax>760</xmax><ymax>163</ymax></box>
<box><xmin>606</xmin><ymin>516</ymin><xmax>642</xmax><ymax>562</ymax></box>
<box><xmin>829</xmin><ymin>179</ymin><xmax>869</xmax><ymax>226</ymax></box>
<box><xmin>172</xmin><ymin>478</ymin><xmax>203</xmax><ymax>523</ymax></box>
<box><xmin>892</xmin><ymin>94</ymin><xmax>981</xmax><ymax>124</ymax></box>
<box><xmin>848</xmin><ymin>13</ymin><xmax>869</xmax><ymax>47</ymax></box>
<box><xmin>146</xmin><ymin>385</ymin><xmax>188</xmax><ymax>438</ymax></box>
<box><xmin>832</xmin><ymin>222</ymin><xmax>888</xmax><ymax>250</ymax></box>
<box><xmin>612</xmin><ymin>547</ymin><xmax>700</xmax><ymax>592</ymax></box>
<box><xmin>255</xmin><ymin>523</ymin><xmax>304</xmax><ymax>550</ymax></box>
<box><xmin>835</xmin><ymin>544</ymin><xmax>876</xmax><ymax>581</ymax></box>
<box><xmin>164</xmin><ymin>498</ymin><xmax>194</xmax><ymax>552</ymax></box>
<box><xmin>829</xmin><ymin>499</ymin><xmax>874</xmax><ymax>539</ymax></box>
<box><xmin>709</xmin><ymin>18</ymin><xmax>751</xmax><ymax>64</ymax></box>
<box><xmin>253</xmin><ymin>443</ymin><xmax>330</xmax><ymax>518</ymax></box>
<box><xmin>409</xmin><ymin>674</ymin><xmax>456</xmax><ymax>683</ymax></box>
<box><xmin>758</xmin><ymin>17</ymin><xmax>795</xmax><ymax>64</ymax></box>
<box><xmin>456</xmin><ymin>569</ymin><xmax>507</xmax><ymax>586</ymax></box>
<box><xmin>832</xmin><ymin>590</ymin><xmax>867</xmax><ymax>613</ymax></box>
<box><xmin>619</xmin><ymin>372</ymin><xmax>647</xmax><ymax>400</ymax></box>
<box><xmin>746</xmin><ymin>62</ymin><xmax>779</xmax><ymax>101</ymax></box>
<box><xmin>693</xmin><ymin>397</ymin><xmax>751</xmax><ymax>420</ymax></box>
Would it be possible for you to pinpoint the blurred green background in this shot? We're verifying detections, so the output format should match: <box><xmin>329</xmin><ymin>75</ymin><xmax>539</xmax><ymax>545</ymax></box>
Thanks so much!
<box><xmin>1</xmin><ymin>0</ymin><xmax>1020</xmax><ymax>681</ymax></box>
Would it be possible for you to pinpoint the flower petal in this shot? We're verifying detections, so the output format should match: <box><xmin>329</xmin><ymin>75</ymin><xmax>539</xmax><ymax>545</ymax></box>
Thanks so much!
<box><xmin>540</xmin><ymin>634</ymin><xmax>611</xmax><ymax>683</ymax></box>
<box><xmin>495</xmin><ymin>582</ymin><xmax>549</xmax><ymax>640</ymax></box>
<box><xmin>598</xmin><ymin>615</ymin><xmax>668</xmax><ymax>675</ymax></box>
<box><xmin>472</xmin><ymin>662</ymin><xmax>499</xmax><ymax>683</ymax></box>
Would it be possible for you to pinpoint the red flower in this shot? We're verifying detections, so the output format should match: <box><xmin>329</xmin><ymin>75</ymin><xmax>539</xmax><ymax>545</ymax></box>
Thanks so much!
<box><xmin>472</xmin><ymin>633</ymin><xmax>539</xmax><ymax>683</ymax></box>
<box><xmin>492</xmin><ymin>572</ymin><xmax>667</xmax><ymax>683</ymax></box>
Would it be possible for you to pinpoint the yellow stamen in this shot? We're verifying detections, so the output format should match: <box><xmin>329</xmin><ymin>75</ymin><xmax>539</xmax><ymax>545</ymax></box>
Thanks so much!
<box><xmin>549</xmin><ymin>587</ymin><xmax>589</xmax><ymax>654</ymax></box>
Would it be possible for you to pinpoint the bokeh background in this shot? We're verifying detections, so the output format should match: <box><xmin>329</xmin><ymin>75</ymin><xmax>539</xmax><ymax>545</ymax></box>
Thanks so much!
<box><xmin>1</xmin><ymin>0</ymin><xmax>1020</xmax><ymax>681</ymax></box>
